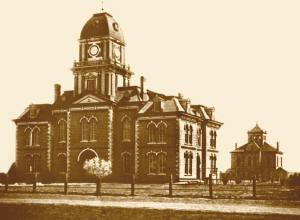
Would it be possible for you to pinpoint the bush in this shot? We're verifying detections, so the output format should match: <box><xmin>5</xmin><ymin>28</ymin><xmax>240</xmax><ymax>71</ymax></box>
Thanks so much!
<box><xmin>287</xmin><ymin>173</ymin><xmax>300</xmax><ymax>186</ymax></box>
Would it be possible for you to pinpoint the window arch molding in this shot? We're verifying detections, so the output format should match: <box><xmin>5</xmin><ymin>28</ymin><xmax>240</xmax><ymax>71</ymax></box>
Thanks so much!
<box><xmin>77</xmin><ymin>148</ymin><xmax>99</xmax><ymax>162</ymax></box>
<box><xmin>147</xmin><ymin>121</ymin><xmax>156</xmax><ymax>128</ymax></box>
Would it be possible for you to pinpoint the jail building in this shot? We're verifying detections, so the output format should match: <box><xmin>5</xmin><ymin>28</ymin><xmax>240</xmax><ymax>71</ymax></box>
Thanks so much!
<box><xmin>230</xmin><ymin>124</ymin><xmax>284</xmax><ymax>181</ymax></box>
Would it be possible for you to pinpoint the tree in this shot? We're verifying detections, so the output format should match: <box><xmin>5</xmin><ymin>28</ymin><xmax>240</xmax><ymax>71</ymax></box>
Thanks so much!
<box><xmin>83</xmin><ymin>157</ymin><xmax>112</xmax><ymax>179</ymax></box>
<box><xmin>83</xmin><ymin>157</ymin><xmax>112</xmax><ymax>196</ymax></box>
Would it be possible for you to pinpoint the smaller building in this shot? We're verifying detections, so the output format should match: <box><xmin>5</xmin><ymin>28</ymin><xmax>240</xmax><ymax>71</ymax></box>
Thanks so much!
<box><xmin>230</xmin><ymin>124</ymin><xmax>283</xmax><ymax>181</ymax></box>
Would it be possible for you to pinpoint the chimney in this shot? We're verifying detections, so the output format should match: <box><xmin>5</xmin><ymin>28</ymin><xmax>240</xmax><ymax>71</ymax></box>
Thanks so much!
<box><xmin>277</xmin><ymin>141</ymin><xmax>279</xmax><ymax>151</ymax></box>
<box><xmin>54</xmin><ymin>84</ymin><xmax>61</xmax><ymax>102</ymax></box>
<box><xmin>235</xmin><ymin>143</ymin><xmax>238</xmax><ymax>150</ymax></box>
<box><xmin>140</xmin><ymin>76</ymin><xmax>145</xmax><ymax>99</ymax></box>
<box><xmin>179</xmin><ymin>99</ymin><xmax>190</xmax><ymax>112</ymax></box>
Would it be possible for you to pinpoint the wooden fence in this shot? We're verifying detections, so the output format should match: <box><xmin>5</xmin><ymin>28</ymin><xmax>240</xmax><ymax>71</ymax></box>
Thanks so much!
<box><xmin>1</xmin><ymin>173</ymin><xmax>299</xmax><ymax>200</ymax></box>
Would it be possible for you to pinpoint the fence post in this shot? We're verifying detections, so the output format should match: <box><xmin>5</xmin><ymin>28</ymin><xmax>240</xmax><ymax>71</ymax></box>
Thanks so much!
<box><xmin>64</xmin><ymin>173</ymin><xmax>68</xmax><ymax>195</ymax></box>
<box><xmin>169</xmin><ymin>173</ymin><xmax>173</xmax><ymax>197</ymax></box>
<box><xmin>209</xmin><ymin>174</ymin><xmax>213</xmax><ymax>199</ymax></box>
<box><xmin>32</xmin><ymin>173</ymin><xmax>37</xmax><ymax>193</ymax></box>
<box><xmin>96</xmin><ymin>177</ymin><xmax>101</xmax><ymax>196</ymax></box>
<box><xmin>131</xmin><ymin>174</ymin><xmax>135</xmax><ymax>196</ymax></box>
<box><xmin>4</xmin><ymin>174</ymin><xmax>8</xmax><ymax>192</ymax></box>
<box><xmin>252</xmin><ymin>175</ymin><xmax>256</xmax><ymax>199</ymax></box>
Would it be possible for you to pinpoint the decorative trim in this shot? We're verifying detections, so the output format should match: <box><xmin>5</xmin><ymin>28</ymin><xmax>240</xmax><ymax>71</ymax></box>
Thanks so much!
<box><xmin>121</xmin><ymin>115</ymin><xmax>130</xmax><ymax>122</ymax></box>
<box><xmin>118</xmin><ymin>106</ymin><xmax>139</xmax><ymax>110</ymax></box>
<box><xmin>17</xmin><ymin>122</ymin><xmax>48</xmax><ymax>125</ymax></box>
<box><xmin>52</xmin><ymin>110</ymin><xmax>68</xmax><ymax>114</ymax></box>
<box><xmin>134</xmin><ymin>120</ymin><xmax>139</xmax><ymax>176</ymax></box>
<box><xmin>107</xmin><ymin>108</ymin><xmax>113</xmax><ymax>165</ymax></box>
<box><xmin>57</xmin><ymin>153</ymin><xmax>67</xmax><ymax>157</ymax></box>
<box><xmin>47</xmin><ymin>123</ymin><xmax>51</xmax><ymax>172</ymax></box>
<box><xmin>70</xmin><ymin>106</ymin><xmax>110</xmax><ymax>112</ymax></box>
<box><xmin>121</xmin><ymin>151</ymin><xmax>131</xmax><ymax>157</ymax></box>
<box><xmin>66</xmin><ymin>110</ymin><xmax>71</xmax><ymax>179</ymax></box>
<box><xmin>138</xmin><ymin>116</ymin><xmax>177</xmax><ymax>121</ymax></box>
<box><xmin>58</xmin><ymin>118</ymin><xmax>67</xmax><ymax>124</ymax></box>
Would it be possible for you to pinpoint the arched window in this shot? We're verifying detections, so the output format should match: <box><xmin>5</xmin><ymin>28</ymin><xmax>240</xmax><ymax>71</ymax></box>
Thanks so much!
<box><xmin>148</xmin><ymin>123</ymin><xmax>156</xmax><ymax>143</ymax></box>
<box><xmin>184</xmin><ymin>125</ymin><xmax>189</xmax><ymax>144</ymax></box>
<box><xmin>197</xmin><ymin>128</ymin><xmax>202</xmax><ymax>146</ymax></box>
<box><xmin>213</xmin><ymin>131</ymin><xmax>217</xmax><ymax>148</ymax></box>
<box><xmin>81</xmin><ymin>118</ymin><xmax>89</xmax><ymax>141</ymax></box>
<box><xmin>122</xmin><ymin>153</ymin><xmax>131</xmax><ymax>174</ymax></box>
<box><xmin>157</xmin><ymin>123</ymin><xmax>166</xmax><ymax>143</ymax></box>
<box><xmin>189</xmin><ymin>125</ymin><xmax>193</xmax><ymax>145</ymax></box>
<box><xmin>25</xmin><ymin>128</ymin><xmax>31</xmax><ymax>146</ymax></box>
<box><xmin>57</xmin><ymin>154</ymin><xmax>67</xmax><ymax>173</ymax></box>
<box><xmin>148</xmin><ymin>153</ymin><xmax>156</xmax><ymax>174</ymax></box>
<box><xmin>209</xmin><ymin>130</ymin><xmax>214</xmax><ymax>147</ymax></box>
<box><xmin>157</xmin><ymin>153</ymin><xmax>166</xmax><ymax>174</ymax></box>
<box><xmin>32</xmin><ymin>155</ymin><xmax>41</xmax><ymax>173</ymax></box>
<box><xmin>89</xmin><ymin>118</ymin><xmax>97</xmax><ymax>141</ymax></box>
<box><xmin>25</xmin><ymin>155</ymin><xmax>32</xmax><ymax>172</ymax></box>
<box><xmin>188</xmin><ymin>152</ymin><xmax>193</xmax><ymax>175</ymax></box>
<box><xmin>184</xmin><ymin>151</ymin><xmax>189</xmax><ymax>175</ymax></box>
<box><xmin>122</xmin><ymin>118</ymin><xmax>131</xmax><ymax>141</ymax></box>
<box><xmin>58</xmin><ymin>120</ymin><xmax>67</xmax><ymax>142</ymax></box>
<box><xmin>32</xmin><ymin>128</ymin><xmax>39</xmax><ymax>146</ymax></box>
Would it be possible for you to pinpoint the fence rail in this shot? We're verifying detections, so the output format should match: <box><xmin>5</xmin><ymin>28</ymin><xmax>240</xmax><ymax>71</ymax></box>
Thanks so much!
<box><xmin>1</xmin><ymin>174</ymin><xmax>299</xmax><ymax>200</ymax></box>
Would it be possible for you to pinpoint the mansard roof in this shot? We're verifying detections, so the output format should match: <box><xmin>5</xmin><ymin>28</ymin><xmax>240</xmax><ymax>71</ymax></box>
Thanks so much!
<box><xmin>14</xmin><ymin>84</ymin><xmax>222</xmax><ymax>127</ymax></box>
<box><xmin>14</xmin><ymin>104</ymin><xmax>52</xmax><ymax>123</ymax></box>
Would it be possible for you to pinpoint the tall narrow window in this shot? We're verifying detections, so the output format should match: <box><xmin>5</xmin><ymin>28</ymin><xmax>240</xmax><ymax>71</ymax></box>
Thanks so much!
<box><xmin>122</xmin><ymin>118</ymin><xmax>131</xmax><ymax>141</ymax></box>
<box><xmin>25</xmin><ymin>129</ymin><xmax>31</xmax><ymax>146</ymax></box>
<box><xmin>184</xmin><ymin>125</ymin><xmax>189</xmax><ymax>144</ymax></box>
<box><xmin>148</xmin><ymin>153</ymin><xmax>156</xmax><ymax>174</ymax></box>
<box><xmin>122</xmin><ymin>153</ymin><xmax>131</xmax><ymax>174</ymax></box>
<box><xmin>148</xmin><ymin>123</ymin><xmax>156</xmax><ymax>143</ymax></box>
<box><xmin>189</xmin><ymin>125</ymin><xmax>193</xmax><ymax>145</ymax></box>
<box><xmin>32</xmin><ymin>128</ymin><xmax>39</xmax><ymax>146</ymax></box>
<box><xmin>280</xmin><ymin>157</ymin><xmax>282</xmax><ymax>167</ymax></box>
<box><xmin>58</xmin><ymin>120</ymin><xmax>67</xmax><ymax>142</ymax></box>
<box><xmin>197</xmin><ymin>128</ymin><xmax>202</xmax><ymax>146</ymax></box>
<box><xmin>57</xmin><ymin>154</ymin><xmax>67</xmax><ymax>173</ymax></box>
<box><xmin>213</xmin><ymin>131</ymin><xmax>217</xmax><ymax>148</ymax></box>
<box><xmin>87</xmin><ymin>79</ymin><xmax>96</xmax><ymax>91</ymax></box>
<box><xmin>25</xmin><ymin>156</ymin><xmax>32</xmax><ymax>172</ymax></box>
<box><xmin>157</xmin><ymin>153</ymin><xmax>166</xmax><ymax>174</ymax></box>
<box><xmin>184</xmin><ymin>151</ymin><xmax>189</xmax><ymax>175</ymax></box>
<box><xmin>210</xmin><ymin>130</ymin><xmax>214</xmax><ymax>147</ymax></box>
<box><xmin>188</xmin><ymin>152</ymin><xmax>193</xmax><ymax>175</ymax></box>
<box><xmin>81</xmin><ymin>118</ymin><xmax>89</xmax><ymax>141</ymax></box>
<box><xmin>157</xmin><ymin>123</ymin><xmax>166</xmax><ymax>143</ymax></box>
<box><xmin>32</xmin><ymin>155</ymin><xmax>41</xmax><ymax>173</ymax></box>
<box><xmin>89</xmin><ymin>118</ymin><xmax>97</xmax><ymax>141</ymax></box>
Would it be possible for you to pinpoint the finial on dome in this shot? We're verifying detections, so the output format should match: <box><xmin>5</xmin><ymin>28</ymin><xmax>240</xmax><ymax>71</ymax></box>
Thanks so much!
<box><xmin>101</xmin><ymin>0</ymin><xmax>105</xmax><ymax>12</ymax></box>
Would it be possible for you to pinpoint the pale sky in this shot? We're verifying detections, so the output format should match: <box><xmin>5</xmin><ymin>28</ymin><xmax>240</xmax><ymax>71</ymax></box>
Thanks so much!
<box><xmin>0</xmin><ymin>0</ymin><xmax>299</xmax><ymax>173</ymax></box>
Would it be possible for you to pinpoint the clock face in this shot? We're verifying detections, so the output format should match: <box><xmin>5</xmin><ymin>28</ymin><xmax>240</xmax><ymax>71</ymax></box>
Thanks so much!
<box><xmin>88</xmin><ymin>45</ymin><xmax>100</xmax><ymax>57</ymax></box>
<box><xmin>113</xmin><ymin>46</ymin><xmax>121</xmax><ymax>62</ymax></box>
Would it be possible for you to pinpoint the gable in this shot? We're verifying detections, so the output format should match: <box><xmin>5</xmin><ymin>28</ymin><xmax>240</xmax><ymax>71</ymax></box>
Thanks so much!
<box><xmin>73</xmin><ymin>95</ymin><xmax>106</xmax><ymax>104</ymax></box>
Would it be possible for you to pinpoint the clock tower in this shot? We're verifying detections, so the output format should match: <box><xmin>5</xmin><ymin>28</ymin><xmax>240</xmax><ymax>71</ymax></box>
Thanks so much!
<box><xmin>72</xmin><ymin>12</ymin><xmax>133</xmax><ymax>99</ymax></box>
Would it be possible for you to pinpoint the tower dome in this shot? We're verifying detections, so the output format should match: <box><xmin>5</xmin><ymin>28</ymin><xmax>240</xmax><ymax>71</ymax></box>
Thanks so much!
<box><xmin>80</xmin><ymin>12</ymin><xmax>125</xmax><ymax>44</ymax></box>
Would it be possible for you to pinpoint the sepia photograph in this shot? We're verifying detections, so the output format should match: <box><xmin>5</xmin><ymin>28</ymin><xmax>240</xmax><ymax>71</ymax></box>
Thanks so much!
<box><xmin>0</xmin><ymin>0</ymin><xmax>299</xmax><ymax>219</ymax></box>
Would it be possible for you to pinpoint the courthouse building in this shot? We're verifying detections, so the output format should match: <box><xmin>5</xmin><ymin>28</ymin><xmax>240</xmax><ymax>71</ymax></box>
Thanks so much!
<box><xmin>230</xmin><ymin>124</ymin><xmax>284</xmax><ymax>181</ymax></box>
<box><xmin>13</xmin><ymin>9</ymin><xmax>222</xmax><ymax>182</ymax></box>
